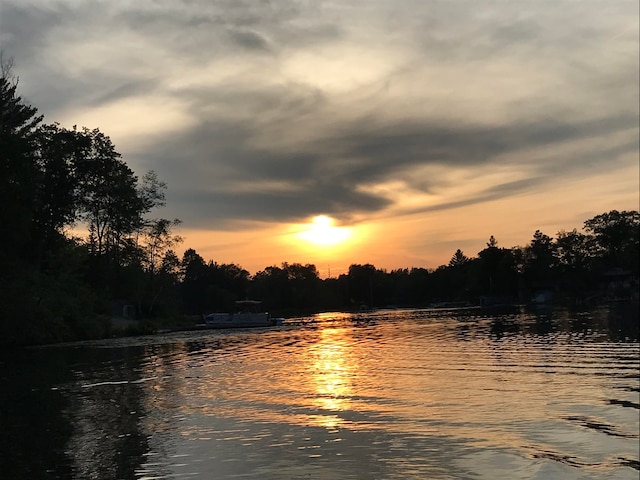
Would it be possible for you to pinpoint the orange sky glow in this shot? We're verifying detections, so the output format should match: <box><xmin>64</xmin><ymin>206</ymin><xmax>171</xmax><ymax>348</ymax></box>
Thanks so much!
<box><xmin>181</xmin><ymin>157</ymin><xmax>638</xmax><ymax>278</ymax></box>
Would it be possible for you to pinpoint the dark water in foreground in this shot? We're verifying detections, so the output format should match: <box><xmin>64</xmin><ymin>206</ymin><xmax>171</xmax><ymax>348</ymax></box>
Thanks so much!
<box><xmin>1</xmin><ymin>305</ymin><xmax>638</xmax><ymax>479</ymax></box>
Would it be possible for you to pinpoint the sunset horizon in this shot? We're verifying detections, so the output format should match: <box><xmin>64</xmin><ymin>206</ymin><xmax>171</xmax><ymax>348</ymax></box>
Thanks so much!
<box><xmin>3</xmin><ymin>0</ymin><xmax>638</xmax><ymax>277</ymax></box>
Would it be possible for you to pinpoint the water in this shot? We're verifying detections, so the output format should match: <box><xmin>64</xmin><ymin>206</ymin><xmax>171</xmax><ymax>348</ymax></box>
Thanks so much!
<box><xmin>1</xmin><ymin>305</ymin><xmax>638</xmax><ymax>479</ymax></box>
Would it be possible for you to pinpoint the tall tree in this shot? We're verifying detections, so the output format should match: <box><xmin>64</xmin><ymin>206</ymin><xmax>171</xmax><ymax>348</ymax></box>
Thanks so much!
<box><xmin>137</xmin><ymin>170</ymin><xmax>167</xmax><ymax>214</ymax></box>
<box><xmin>180</xmin><ymin>249</ymin><xmax>209</xmax><ymax>314</ymax></box>
<box><xmin>476</xmin><ymin>236</ymin><xmax>518</xmax><ymax>296</ymax></box>
<box><xmin>76</xmin><ymin>128</ymin><xmax>141</xmax><ymax>259</ymax></box>
<box><xmin>449</xmin><ymin>249</ymin><xmax>470</xmax><ymax>267</ymax></box>
<box><xmin>141</xmin><ymin>218</ymin><xmax>182</xmax><ymax>276</ymax></box>
<box><xmin>0</xmin><ymin>64</ymin><xmax>43</xmax><ymax>259</ymax></box>
<box><xmin>522</xmin><ymin>230</ymin><xmax>557</xmax><ymax>285</ymax></box>
<box><xmin>31</xmin><ymin>124</ymin><xmax>89</xmax><ymax>259</ymax></box>
<box><xmin>135</xmin><ymin>218</ymin><xmax>182</xmax><ymax>315</ymax></box>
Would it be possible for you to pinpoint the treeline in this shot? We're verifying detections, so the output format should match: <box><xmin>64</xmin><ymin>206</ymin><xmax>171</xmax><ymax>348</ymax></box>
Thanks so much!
<box><xmin>2</xmin><ymin>63</ymin><xmax>638</xmax><ymax>345</ymax></box>
<box><xmin>179</xmin><ymin>210</ymin><xmax>639</xmax><ymax>317</ymax></box>
<box><xmin>1</xmin><ymin>64</ymin><xmax>182</xmax><ymax>344</ymax></box>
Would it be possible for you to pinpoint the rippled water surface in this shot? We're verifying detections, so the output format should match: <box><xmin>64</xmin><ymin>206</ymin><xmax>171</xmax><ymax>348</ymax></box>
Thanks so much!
<box><xmin>2</xmin><ymin>305</ymin><xmax>639</xmax><ymax>479</ymax></box>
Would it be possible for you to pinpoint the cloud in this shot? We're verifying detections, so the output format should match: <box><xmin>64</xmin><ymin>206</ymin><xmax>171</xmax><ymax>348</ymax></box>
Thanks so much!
<box><xmin>141</xmin><ymin>103</ymin><xmax>636</xmax><ymax>228</ymax></box>
<box><xmin>227</xmin><ymin>28</ymin><xmax>272</xmax><ymax>52</ymax></box>
<box><xmin>2</xmin><ymin>0</ymin><xmax>638</xmax><ymax>236</ymax></box>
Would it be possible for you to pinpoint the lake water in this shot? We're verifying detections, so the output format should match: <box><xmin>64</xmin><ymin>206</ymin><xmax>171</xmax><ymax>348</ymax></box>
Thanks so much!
<box><xmin>1</xmin><ymin>305</ymin><xmax>638</xmax><ymax>479</ymax></box>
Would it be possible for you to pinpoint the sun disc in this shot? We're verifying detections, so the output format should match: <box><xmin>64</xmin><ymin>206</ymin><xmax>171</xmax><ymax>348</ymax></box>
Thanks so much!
<box><xmin>299</xmin><ymin>215</ymin><xmax>351</xmax><ymax>246</ymax></box>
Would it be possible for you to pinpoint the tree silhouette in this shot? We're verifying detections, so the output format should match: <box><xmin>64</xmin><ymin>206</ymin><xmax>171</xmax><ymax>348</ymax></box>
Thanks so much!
<box><xmin>251</xmin><ymin>265</ymin><xmax>290</xmax><ymax>310</ymax></box>
<box><xmin>522</xmin><ymin>230</ymin><xmax>557</xmax><ymax>286</ymax></box>
<box><xmin>180</xmin><ymin>249</ymin><xmax>209</xmax><ymax>314</ymax></box>
<box><xmin>476</xmin><ymin>237</ymin><xmax>518</xmax><ymax>296</ymax></box>
<box><xmin>0</xmin><ymin>67</ymin><xmax>43</xmax><ymax>260</ymax></box>
<box><xmin>584</xmin><ymin>210</ymin><xmax>639</xmax><ymax>271</ymax></box>
<box><xmin>76</xmin><ymin>128</ymin><xmax>141</xmax><ymax>259</ymax></box>
<box><xmin>555</xmin><ymin>229</ymin><xmax>593</xmax><ymax>271</ymax></box>
<box><xmin>33</xmin><ymin>125</ymin><xmax>85</xmax><ymax>238</ymax></box>
<box><xmin>449</xmin><ymin>249</ymin><xmax>470</xmax><ymax>267</ymax></box>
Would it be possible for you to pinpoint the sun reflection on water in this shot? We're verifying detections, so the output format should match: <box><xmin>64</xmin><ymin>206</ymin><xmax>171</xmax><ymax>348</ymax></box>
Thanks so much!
<box><xmin>51</xmin><ymin>308</ymin><xmax>640</xmax><ymax>479</ymax></box>
<box><xmin>309</xmin><ymin>327</ymin><xmax>356</xmax><ymax>428</ymax></box>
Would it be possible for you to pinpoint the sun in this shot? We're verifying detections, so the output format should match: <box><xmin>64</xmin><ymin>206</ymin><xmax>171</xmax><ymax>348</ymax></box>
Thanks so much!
<box><xmin>298</xmin><ymin>215</ymin><xmax>351</xmax><ymax>246</ymax></box>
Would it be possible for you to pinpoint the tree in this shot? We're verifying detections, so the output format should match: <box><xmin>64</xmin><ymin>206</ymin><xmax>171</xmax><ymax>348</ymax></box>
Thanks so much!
<box><xmin>135</xmin><ymin>218</ymin><xmax>182</xmax><ymax>315</ymax></box>
<box><xmin>407</xmin><ymin>267</ymin><xmax>432</xmax><ymax>305</ymax></box>
<box><xmin>554</xmin><ymin>229</ymin><xmax>596</xmax><ymax>295</ymax></box>
<box><xmin>449</xmin><ymin>249</ymin><xmax>470</xmax><ymax>267</ymax></box>
<box><xmin>476</xmin><ymin>237</ymin><xmax>518</xmax><ymax>296</ymax></box>
<box><xmin>181</xmin><ymin>249</ymin><xmax>207</xmax><ymax>281</ymax></box>
<box><xmin>521</xmin><ymin>230</ymin><xmax>557</xmax><ymax>287</ymax></box>
<box><xmin>160</xmin><ymin>250</ymin><xmax>181</xmax><ymax>278</ymax></box>
<box><xmin>31</xmin><ymin>124</ymin><xmax>89</xmax><ymax>259</ymax></box>
<box><xmin>555</xmin><ymin>229</ymin><xmax>593</xmax><ymax>272</ymax></box>
<box><xmin>179</xmin><ymin>249</ymin><xmax>207</xmax><ymax>314</ymax></box>
<box><xmin>282</xmin><ymin>263</ymin><xmax>320</xmax><ymax>309</ymax></box>
<box><xmin>142</xmin><ymin>249</ymin><xmax>182</xmax><ymax>316</ymax></box>
<box><xmin>134</xmin><ymin>170</ymin><xmax>181</xmax><ymax>276</ymax></box>
<box><xmin>207</xmin><ymin>262</ymin><xmax>251</xmax><ymax>311</ymax></box>
<box><xmin>140</xmin><ymin>218</ymin><xmax>182</xmax><ymax>276</ymax></box>
<box><xmin>347</xmin><ymin>264</ymin><xmax>379</xmax><ymax>307</ymax></box>
<box><xmin>137</xmin><ymin>170</ymin><xmax>166</xmax><ymax>214</ymax></box>
<box><xmin>251</xmin><ymin>265</ymin><xmax>290</xmax><ymax>310</ymax></box>
<box><xmin>0</xmin><ymin>62</ymin><xmax>43</xmax><ymax>259</ymax></box>
<box><xmin>76</xmin><ymin>128</ymin><xmax>142</xmax><ymax>259</ymax></box>
<box><xmin>584</xmin><ymin>210</ymin><xmax>639</xmax><ymax>271</ymax></box>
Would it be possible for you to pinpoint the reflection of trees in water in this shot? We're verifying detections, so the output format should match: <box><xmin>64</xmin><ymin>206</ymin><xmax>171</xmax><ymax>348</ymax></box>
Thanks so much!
<box><xmin>0</xmin><ymin>349</ymin><xmax>74</xmax><ymax>479</ymax></box>
<box><xmin>564</xmin><ymin>303</ymin><xmax>639</xmax><ymax>342</ymax></box>
<box><xmin>489</xmin><ymin>316</ymin><xmax>521</xmax><ymax>340</ymax></box>
<box><xmin>64</xmin><ymin>348</ymin><xmax>149</xmax><ymax>479</ymax></box>
<box><xmin>529</xmin><ymin>311</ymin><xmax>555</xmax><ymax>336</ymax></box>
<box><xmin>482</xmin><ymin>304</ymin><xmax>640</xmax><ymax>341</ymax></box>
<box><xmin>136</xmin><ymin>342</ymin><xmax>193</xmax><ymax>477</ymax></box>
<box><xmin>1</xmin><ymin>346</ymin><xmax>160</xmax><ymax>479</ymax></box>
<box><xmin>607</xmin><ymin>302</ymin><xmax>639</xmax><ymax>341</ymax></box>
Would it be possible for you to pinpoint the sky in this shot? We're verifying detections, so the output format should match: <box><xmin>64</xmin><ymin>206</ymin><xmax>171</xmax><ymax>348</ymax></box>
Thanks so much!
<box><xmin>1</xmin><ymin>0</ymin><xmax>638</xmax><ymax>277</ymax></box>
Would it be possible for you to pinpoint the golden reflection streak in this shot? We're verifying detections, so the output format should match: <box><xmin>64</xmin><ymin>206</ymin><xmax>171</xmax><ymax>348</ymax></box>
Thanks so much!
<box><xmin>309</xmin><ymin>326</ymin><xmax>357</xmax><ymax>429</ymax></box>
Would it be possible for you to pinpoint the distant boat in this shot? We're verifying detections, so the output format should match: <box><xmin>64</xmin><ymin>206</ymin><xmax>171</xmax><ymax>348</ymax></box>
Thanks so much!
<box><xmin>203</xmin><ymin>300</ymin><xmax>284</xmax><ymax>328</ymax></box>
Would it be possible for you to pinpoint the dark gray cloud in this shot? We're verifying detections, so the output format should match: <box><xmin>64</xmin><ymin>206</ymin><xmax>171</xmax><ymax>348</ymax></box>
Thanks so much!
<box><xmin>228</xmin><ymin>29</ymin><xmax>272</xmax><ymax>52</ymax></box>
<box><xmin>396</xmin><ymin>177</ymin><xmax>550</xmax><ymax>219</ymax></box>
<box><xmin>175</xmin><ymin>182</ymin><xmax>391</xmax><ymax>226</ymax></box>
<box><xmin>147</xmin><ymin>103</ymin><xmax>637</xmax><ymax>227</ymax></box>
<box><xmin>89</xmin><ymin>79</ymin><xmax>161</xmax><ymax>107</ymax></box>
